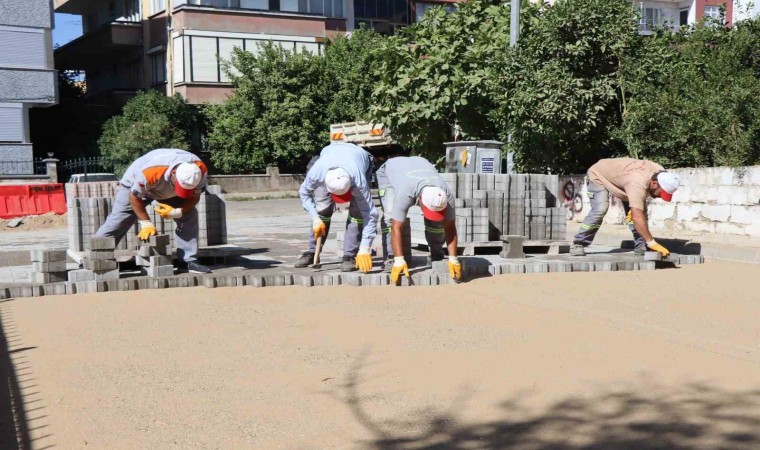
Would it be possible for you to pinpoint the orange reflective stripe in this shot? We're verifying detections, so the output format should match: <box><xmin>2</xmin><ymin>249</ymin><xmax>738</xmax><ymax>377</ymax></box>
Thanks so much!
<box><xmin>194</xmin><ymin>160</ymin><xmax>208</xmax><ymax>175</ymax></box>
<box><xmin>369</xmin><ymin>128</ymin><xmax>383</xmax><ymax>136</ymax></box>
<box><xmin>142</xmin><ymin>166</ymin><xmax>169</xmax><ymax>185</ymax></box>
<box><xmin>331</xmin><ymin>132</ymin><xmax>344</xmax><ymax>140</ymax></box>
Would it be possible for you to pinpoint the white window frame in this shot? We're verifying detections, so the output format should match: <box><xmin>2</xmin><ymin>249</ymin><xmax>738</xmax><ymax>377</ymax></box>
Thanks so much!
<box><xmin>152</xmin><ymin>0</ymin><xmax>166</xmax><ymax>14</ymax></box>
<box><xmin>704</xmin><ymin>5</ymin><xmax>721</xmax><ymax>20</ymax></box>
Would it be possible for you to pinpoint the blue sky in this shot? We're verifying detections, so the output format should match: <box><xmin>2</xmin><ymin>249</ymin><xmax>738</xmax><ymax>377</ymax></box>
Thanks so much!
<box><xmin>53</xmin><ymin>13</ymin><xmax>82</xmax><ymax>47</ymax></box>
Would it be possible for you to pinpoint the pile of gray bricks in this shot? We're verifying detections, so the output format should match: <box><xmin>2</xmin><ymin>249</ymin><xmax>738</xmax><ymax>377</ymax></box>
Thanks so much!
<box><xmin>409</xmin><ymin>173</ymin><xmax>566</xmax><ymax>244</ymax></box>
<box><xmin>136</xmin><ymin>234</ymin><xmax>174</xmax><ymax>277</ymax></box>
<box><xmin>69</xmin><ymin>236</ymin><xmax>120</xmax><ymax>282</ymax></box>
<box><xmin>66</xmin><ymin>182</ymin><xmax>227</xmax><ymax>254</ymax></box>
<box><xmin>30</xmin><ymin>250</ymin><xmax>68</xmax><ymax>284</ymax></box>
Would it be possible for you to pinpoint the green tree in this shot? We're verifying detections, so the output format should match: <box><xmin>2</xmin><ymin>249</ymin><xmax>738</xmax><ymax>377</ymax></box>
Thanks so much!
<box><xmin>208</xmin><ymin>42</ymin><xmax>327</xmax><ymax>173</ymax></box>
<box><xmin>323</xmin><ymin>28</ymin><xmax>383</xmax><ymax>124</ymax></box>
<box><xmin>491</xmin><ymin>0</ymin><xmax>639</xmax><ymax>173</ymax></box>
<box><xmin>615</xmin><ymin>17</ymin><xmax>760</xmax><ymax>167</ymax></box>
<box><xmin>371</xmin><ymin>0</ymin><xmax>511</xmax><ymax>160</ymax></box>
<box><xmin>208</xmin><ymin>32</ymin><xmax>382</xmax><ymax>174</ymax></box>
<box><xmin>99</xmin><ymin>91</ymin><xmax>196</xmax><ymax>174</ymax></box>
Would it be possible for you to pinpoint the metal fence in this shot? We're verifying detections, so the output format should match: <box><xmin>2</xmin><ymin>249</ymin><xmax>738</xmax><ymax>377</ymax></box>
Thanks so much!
<box><xmin>0</xmin><ymin>158</ymin><xmax>47</xmax><ymax>176</ymax></box>
<box><xmin>59</xmin><ymin>157</ymin><xmax>115</xmax><ymax>183</ymax></box>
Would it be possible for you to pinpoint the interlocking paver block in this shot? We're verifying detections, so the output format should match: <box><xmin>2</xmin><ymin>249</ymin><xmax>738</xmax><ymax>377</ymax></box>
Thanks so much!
<box><xmin>32</xmin><ymin>260</ymin><xmax>67</xmax><ymax>273</ymax></box>
<box><xmin>30</xmin><ymin>250</ymin><xmax>67</xmax><ymax>262</ymax></box>
<box><xmin>88</xmin><ymin>237</ymin><xmax>116</xmax><ymax>250</ymax></box>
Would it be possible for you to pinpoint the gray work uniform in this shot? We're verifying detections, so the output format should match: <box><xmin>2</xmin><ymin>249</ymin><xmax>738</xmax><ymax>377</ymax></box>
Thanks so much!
<box><xmin>375</xmin><ymin>156</ymin><xmax>456</xmax><ymax>260</ymax></box>
<box><xmin>299</xmin><ymin>143</ymin><xmax>377</xmax><ymax>256</ymax></box>
<box><xmin>94</xmin><ymin>149</ymin><xmax>208</xmax><ymax>263</ymax></box>
<box><xmin>302</xmin><ymin>156</ymin><xmax>361</xmax><ymax>255</ymax></box>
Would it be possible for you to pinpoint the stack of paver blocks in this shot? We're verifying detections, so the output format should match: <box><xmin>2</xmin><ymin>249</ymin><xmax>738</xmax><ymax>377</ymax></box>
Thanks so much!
<box><xmin>68</xmin><ymin>237</ymin><xmax>120</xmax><ymax>282</ymax></box>
<box><xmin>67</xmin><ymin>183</ymin><xmax>227</xmax><ymax>254</ymax></box>
<box><xmin>136</xmin><ymin>234</ymin><xmax>174</xmax><ymax>277</ymax></box>
<box><xmin>411</xmin><ymin>173</ymin><xmax>566</xmax><ymax>244</ymax></box>
<box><xmin>30</xmin><ymin>250</ymin><xmax>68</xmax><ymax>284</ymax></box>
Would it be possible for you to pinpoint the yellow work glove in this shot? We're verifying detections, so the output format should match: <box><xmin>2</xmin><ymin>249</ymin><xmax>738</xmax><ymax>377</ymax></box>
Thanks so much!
<box><xmin>448</xmin><ymin>257</ymin><xmax>462</xmax><ymax>282</ymax></box>
<box><xmin>391</xmin><ymin>257</ymin><xmax>410</xmax><ymax>285</ymax></box>
<box><xmin>625</xmin><ymin>209</ymin><xmax>633</xmax><ymax>225</ymax></box>
<box><xmin>137</xmin><ymin>220</ymin><xmax>157</xmax><ymax>241</ymax></box>
<box><xmin>312</xmin><ymin>217</ymin><xmax>326</xmax><ymax>239</ymax></box>
<box><xmin>646</xmin><ymin>240</ymin><xmax>670</xmax><ymax>257</ymax></box>
<box><xmin>355</xmin><ymin>247</ymin><xmax>373</xmax><ymax>273</ymax></box>
<box><xmin>154</xmin><ymin>202</ymin><xmax>183</xmax><ymax>219</ymax></box>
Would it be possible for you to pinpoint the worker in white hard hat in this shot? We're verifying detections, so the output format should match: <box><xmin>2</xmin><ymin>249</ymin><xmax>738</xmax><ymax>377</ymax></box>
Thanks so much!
<box><xmin>298</xmin><ymin>142</ymin><xmax>378</xmax><ymax>273</ymax></box>
<box><xmin>375</xmin><ymin>156</ymin><xmax>461</xmax><ymax>284</ymax></box>
<box><xmin>93</xmin><ymin>148</ymin><xmax>212</xmax><ymax>274</ymax></box>
<box><xmin>571</xmin><ymin>157</ymin><xmax>681</xmax><ymax>258</ymax></box>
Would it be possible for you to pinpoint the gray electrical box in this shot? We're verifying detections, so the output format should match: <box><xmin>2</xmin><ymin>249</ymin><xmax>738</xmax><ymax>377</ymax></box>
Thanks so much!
<box><xmin>444</xmin><ymin>140</ymin><xmax>504</xmax><ymax>174</ymax></box>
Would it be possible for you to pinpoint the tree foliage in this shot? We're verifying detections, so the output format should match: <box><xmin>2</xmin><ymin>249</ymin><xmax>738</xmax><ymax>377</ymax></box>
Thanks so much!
<box><xmin>490</xmin><ymin>0</ymin><xmax>639</xmax><ymax>173</ymax></box>
<box><xmin>207</xmin><ymin>30</ymin><xmax>382</xmax><ymax>174</ymax></box>
<box><xmin>614</xmin><ymin>17</ymin><xmax>760</xmax><ymax>168</ymax></box>
<box><xmin>99</xmin><ymin>91</ymin><xmax>196</xmax><ymax>174</ymax></box>
<box><xmin>371</xmin><ymin>0</ymin><xmax>511</xmax><ymax>160</ymax></box>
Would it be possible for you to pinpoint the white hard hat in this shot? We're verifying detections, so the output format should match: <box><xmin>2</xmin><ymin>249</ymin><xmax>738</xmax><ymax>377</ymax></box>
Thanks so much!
<box><xmin>325</xmin><ymin>168</ymin><xmax>352</xmax><ymax>203</ymax></box>
<box><xmin>656</xmin><ymin>172</ymin><xmax>680</xmax><ymax>202</ymax></box>
<box><xmin>419</xmin><ymin>186</ymin><xmax>448</xmax><ymax>221</ymax></box>
<box><xmin>174</xmin><ymin>162</ymin><xmax>202</xmax><ymax>198</ymax></box>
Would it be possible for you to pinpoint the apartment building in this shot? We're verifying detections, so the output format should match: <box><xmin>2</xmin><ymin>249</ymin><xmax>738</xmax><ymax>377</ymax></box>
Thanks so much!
<box><xmin>0</xmin><ymin>0</ymin><xmax>58</xmax><ymax>165</ymax></box>
<box><xmin>54</xmin><ymin>0</ymin><xmax>412</xmax><ymax>105</ymax></box>
<box><xmin>636</xmin><ymin>1</ymin><xmax>734</xmax><ymax>32</ymax></box>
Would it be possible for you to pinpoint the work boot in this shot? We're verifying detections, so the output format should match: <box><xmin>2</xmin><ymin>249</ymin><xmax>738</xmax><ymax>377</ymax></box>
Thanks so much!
<box><xmin>341</xmin><ymin>256</ymin><xmax>357</xmax><ymax>272</ymax></box>
<box><xmin>187</xmin><ymin>261</ymin><xmax>212</xmax><ymax>274</ymax></box>
<box><xmin>294</xmin><ymin>251</ymin><xmax>315</xmax><ymax>268</ymax></box>
<box><xmin>633</xmin><ymin>246</ymin><xmax>646</xmax><ymax>256</ymax></box>
<box><xmin>570</xmin><ymin>244</ymin><xmax>586</xmax><ymax>256</ymax></box>
<box><xmin>383</xmin><ymin>259</ymin><xmax>394</xmax><ymax>273</ymax></box>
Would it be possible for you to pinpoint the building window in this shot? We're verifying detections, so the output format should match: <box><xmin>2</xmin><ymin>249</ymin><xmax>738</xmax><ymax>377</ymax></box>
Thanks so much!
<box><xmin>277</xmin><ymin>0</ymin><xmax>342</xmax><ymax>17</ymax></box>
<box><xmin>174</xmin><ymin>35</ymin><xmax>320</xmax><ymax>83</ymax></box>
<box><xmin>704</xmin><ymin>5</ymin><xmax>721</xmax><ymax>20</ymax></box>
<box><xmin>0</xmin><ymin>28</ymin><xmax>47</xmax><ymax>70</ymax></box>
<box><xmin>151</xmin><ymin>52</ymin><xmax>167</xmax><ymax>84</ymax></box>
<box><xmin>152</xmin><ymin>0</ymin><xmax>166</xmax><ymax>13</ymax></box>
<box><xmin>643</xmin><ymin>7</ymin><xmax>664</xmax><ymax>27</ymax></box>
<box><xmin>415</xmin><ymin>2</ymin><xmax>456</xmax><ymax>22</ymax></box>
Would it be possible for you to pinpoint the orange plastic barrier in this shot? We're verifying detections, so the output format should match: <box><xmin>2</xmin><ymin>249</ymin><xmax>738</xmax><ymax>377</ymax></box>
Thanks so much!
<box><xmin>0</xmin><ymin>184</ymin><xmax>67</xmax><ymax>219</ymax></box>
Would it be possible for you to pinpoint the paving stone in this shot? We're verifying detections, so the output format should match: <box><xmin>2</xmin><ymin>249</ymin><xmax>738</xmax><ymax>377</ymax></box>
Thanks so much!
<box><xmin>593</xmin><ymin>261</ymin><xmax>617</xmax><ymax>272</ymax></box>
<box><xmin>0</xmin><ymin>287</ymin><xmax>10</xmax><ymax>300</ymax></box>
<box><xmin>245</xmin><ymin>275</ymin><xmax>264</xmax><ymax>287</ymax></box>
<box><xmin>68</xmin><ymin>269</ymin><xmax>95</xmax><ymax>282</ymax></box>
<box><xmin>342</xmin><ymin>273</ymin><xmax>363</xmax><ymax>286</ymax></box>
<box><xmin>148</xmin><ymin>278</ymin><xmax>169</xmax><ymax>289</ymax></box>
<box><xmin>145</xmin><ymin>265</ymin><xmax>174</xmax><ymax>278</ymax></box>
<box><xmin>148</xmin><ymin>234</ymin><xmax>171</xmax><ymax>248</ymax></box>
<box><xmin>31</xmin><ymin>271</ymin><xmax>67</xmax><ymax>284</ymax></box>
<box><xmin>73</xmin><ymin>281</ymin><xmax>98</xmax><ymax>294</ymax></box>
<box><xmin>572</xmin><ymin>261</ymin><xmax>594</xmax><ymax>272</ymax></box>
<box><xmin>639</xmin><ymin>261</ymin><xmax>656</xmax><ymax>271</ymax></box>
<box><xmin>9</xmin><ymin>285</ymin><xmax>34</xmax><ymax>298</ymax></box>
<box><xmin>295</xmin><ymin>275</ymin><xmax>314</xmax><ymax>287</ymax></box>
<box><xmin>616</xmin><ymin>261</ymin><xmax>635</xmax><ymax>271</ymax></box>
<box><xmin>546</xmin><ymin>261</ymin><xmax>572</xmax><ymax>272</ymax></box>
<box><xmin>501</xmin><ymin>262</ymin><xmax>526</xmax><ymax>274</ymax></box>
<box><xmin>88</xmin><ymin>237</ymin><xmax>116</xmax><ymax>250</ymax></box>
<box><xmin>94</xmin><ymin>269</ymin><xmax>120</xmax><ymax>281</ymax></box>
<box><xmin>106</xmin><ymin>279</ymin><xmax>138</xmax><ymax>292</ymax></box>
<box><xmin>30</xmin><ymin>250</ymin><xmax>67</xmax><ymax>262</ymax></box>
<box><xmin>136</xmin><ymin>278</ymin><xmax>152</xmax><ymax>290</ymax></box>
<box><xmin>488</xmin><ymin>265</ymin><xmax>502</xmax><ymax>276</ymax></box>
<box><xmin>525</xmin><ymin>262</ymin><xmax>548</xmax><ymax>273</ymax></box>
<box><xmin>644</xmin><ymin>251</ymin><xmax>662</xmax><ymax>261</ymax></box>
<box><xmin>499</xmin><ymin>235</ymin><xmax>526</xmax><ymax>259</ymax></box>
<box><xmin>202</xmin><ymin>276</ymin><xmax>217</xmax><ymax>288</ymax></box>
<box><xmin>85</xmin><ymin>250</ymin><xmax>116</xmax><ymax>260</ymax></box>
<box><xmin>83</xmin><ymin>259</ymin><xmax>118</xmax><ymax>271</ymax></box>
<box><xmin>431</xmin><ymin>260</ymin><xmax>449</xmax><ymax>274</ymax></box>
<box><xmin>32</xmin><ymin>260</ymin><xmax>68</xmax><ymax>273</ymax></box>
<box><xmin>411</xmin><ymin>273</ymin><xmax>431</xmax><ymax>286</ymax></box>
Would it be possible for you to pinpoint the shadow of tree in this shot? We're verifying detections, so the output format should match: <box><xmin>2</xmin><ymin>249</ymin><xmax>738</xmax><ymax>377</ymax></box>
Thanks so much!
<box><xmin>336</xmin><ymin>353</ymin><xmax>759</xmax><ymax>450</ymax></box>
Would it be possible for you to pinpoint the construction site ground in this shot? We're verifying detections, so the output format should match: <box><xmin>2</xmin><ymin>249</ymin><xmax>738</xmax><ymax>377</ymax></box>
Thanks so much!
<box><xmin>0</xmin><ymin>198</ymin><xmax>757</xmax><ymax>448</ymax></box>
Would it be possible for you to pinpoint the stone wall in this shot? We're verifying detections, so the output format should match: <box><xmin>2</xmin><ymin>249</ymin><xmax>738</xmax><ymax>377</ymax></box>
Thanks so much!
<box><xmin>208</xmin><ymin>167</ymin><xmax>304</xmax><ymax>193</ymax></box>
<box><xmin>648</xmin><ymin>166</ymin><xmax>760</xmax><ymax>237</ymax></box>
<box><xmin>560</xmin><ymin>165</ymin><xmax>760</xmax><ymax>238</ymax></box>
